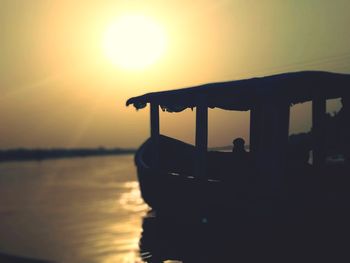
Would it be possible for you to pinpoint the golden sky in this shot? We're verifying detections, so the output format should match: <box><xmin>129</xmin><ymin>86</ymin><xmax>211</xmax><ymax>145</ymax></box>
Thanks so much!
<box><xmin>1</xmin><ymin>0</ymin><xmax>350</xmax><ymax>148</ymax></box>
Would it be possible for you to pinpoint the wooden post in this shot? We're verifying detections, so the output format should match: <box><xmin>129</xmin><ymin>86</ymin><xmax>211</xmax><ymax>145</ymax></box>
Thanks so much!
<box><xmin>312</xmin><ymin>95</ymin><xmax>326</xmax><ymax>168</ymax></box>
<box><xmin>250</xmin><ymin>104</ymin><xmax>263</xmax><ymax>158</ymax></box>
<box><xmin>150</xmin><ymin>103</ymin><xmax>160</xmax><ymax>169</ymax></box>
<box><xmin>273</xmin><ymin>101</ymin><xmax>290</xmax><ymax>177</ymax></box>
<box><xmin>195</xmin><ymin>96</ymin><xmax>208</xmax><ymax>179</ymax></box>
<box><xmin>257</xmin><ymin>100</ymin><xmax>290</xmax><ymax>196</ymax></box>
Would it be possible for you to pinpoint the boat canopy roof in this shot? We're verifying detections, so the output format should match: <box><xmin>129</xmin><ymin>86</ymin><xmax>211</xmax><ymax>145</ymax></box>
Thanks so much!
<box><xmin>126</xmin><ymin>71</ymin><xmax>350</xmax><ymax>112</ymax></box>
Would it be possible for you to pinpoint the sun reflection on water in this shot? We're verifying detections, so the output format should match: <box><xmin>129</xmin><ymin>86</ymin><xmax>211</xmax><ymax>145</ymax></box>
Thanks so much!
<box><xmin>119</xmin><ymin>181</ymin><xmax>149</xmax><ymax>213</ymax></box>
<box><xmin>101</xmin><ymin>252</ymin><xmax>144</xmax><ymax>263</ymax></box>
<box><xmin>100</xmin><ymin>181</ymin><xmax>149</xmax><ymax>263</ymax></box>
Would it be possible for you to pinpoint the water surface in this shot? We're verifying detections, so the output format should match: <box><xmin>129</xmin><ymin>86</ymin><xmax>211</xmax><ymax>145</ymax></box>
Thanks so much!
<box><xmin>0</xmin><ymin>155</ymin><xmax>148</xmax><ymax>263</ymax></box>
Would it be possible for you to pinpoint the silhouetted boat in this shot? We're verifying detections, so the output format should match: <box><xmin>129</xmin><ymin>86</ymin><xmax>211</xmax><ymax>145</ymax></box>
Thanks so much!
<box><xmin>127</xmin><ymin>71</ymin><xmax>350</xmax><ymax>215</ymax></box>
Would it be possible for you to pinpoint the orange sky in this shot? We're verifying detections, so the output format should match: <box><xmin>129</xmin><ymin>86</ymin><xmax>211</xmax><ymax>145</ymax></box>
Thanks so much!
<box><xmin>1</xmin><ymin>0</ymin><xmax>350</xmax><ymax>148</ymax></box>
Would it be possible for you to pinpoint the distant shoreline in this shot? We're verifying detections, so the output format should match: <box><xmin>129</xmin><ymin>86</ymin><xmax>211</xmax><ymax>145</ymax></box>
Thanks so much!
<box><xmin>0</xmin><ymin>148</ymin><xmax>136</xmax><ymax>162</ymax></box>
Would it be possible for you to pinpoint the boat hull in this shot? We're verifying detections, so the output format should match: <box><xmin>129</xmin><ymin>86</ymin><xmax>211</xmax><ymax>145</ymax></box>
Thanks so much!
<box><xmin>135</xmin><ymin>136</ymin><xmax>264</xmax><ymax>215</ymax></box>
<box><xmin>135</xmin><ymin>136</ymin><xmax>350</xmax><ymax>219</ymax></box>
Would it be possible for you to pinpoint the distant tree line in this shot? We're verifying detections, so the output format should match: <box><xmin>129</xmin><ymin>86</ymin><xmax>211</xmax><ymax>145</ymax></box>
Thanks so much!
<box><xmin>0</xmin><ymin>147</ymin><xmax>136</xmax><ymax>162</ymax></box>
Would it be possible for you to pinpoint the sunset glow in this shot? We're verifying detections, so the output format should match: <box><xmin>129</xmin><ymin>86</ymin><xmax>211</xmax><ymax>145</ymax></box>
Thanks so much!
<box><xmin>1</xmin><ymin>1</ymin><xmax>350</xmax><ymax>149</ymax></box>
<box><xmin>103</xmin><ymin>15</ymin><xmax>167</xmax><ymax>70</ymax></box>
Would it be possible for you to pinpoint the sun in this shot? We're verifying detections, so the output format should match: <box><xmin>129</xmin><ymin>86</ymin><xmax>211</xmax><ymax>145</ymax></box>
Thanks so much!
<box><xmin>103</xmin><ymin>15</ymin><xmax>167</xmax><ymax>70</ymax></box>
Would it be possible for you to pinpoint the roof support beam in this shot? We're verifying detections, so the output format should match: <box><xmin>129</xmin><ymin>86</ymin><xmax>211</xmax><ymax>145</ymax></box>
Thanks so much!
<box><xmin>195</xmin><ymin>97</ymin><xmax>208</xmax><ymax>179</ymax></box>
<box><xmin>257</xmin><ymin>101</ymin><xmax>290</xmax><ymax>196</ymax></box>
<box><xmin>150</xmin><ymin>103</ymin><xmax>160</xmax><ymax>169</ymax></box>
<box><xmin>312</xmin><ymin>95</ymin><xmax>326</xmax><ymax>168</ymax></box>
<box><xmin>250</xmin><ymin>104</ymin><xmax>263</xmax><ymax>158</ymax></box>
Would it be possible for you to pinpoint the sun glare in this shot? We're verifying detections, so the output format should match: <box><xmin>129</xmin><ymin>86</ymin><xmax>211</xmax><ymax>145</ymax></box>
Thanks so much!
<box><xmin>103</xmin><ymin>15</ymin><xmax>167</xmax><ymax>70</ymax></box>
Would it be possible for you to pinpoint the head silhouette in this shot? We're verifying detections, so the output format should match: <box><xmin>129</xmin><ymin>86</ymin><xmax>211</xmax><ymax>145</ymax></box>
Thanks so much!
<box><xmin>232</xmin><ymin>138</ymin><xmax>245</xmax><ymax>152</ymax></box>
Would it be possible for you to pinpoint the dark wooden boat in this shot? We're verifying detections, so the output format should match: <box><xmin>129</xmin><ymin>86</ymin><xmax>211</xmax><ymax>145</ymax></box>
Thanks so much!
<box><xmin>127</xmin><ymin>71</ymin><xmax>350</xmax><ymax>214</ymax></box>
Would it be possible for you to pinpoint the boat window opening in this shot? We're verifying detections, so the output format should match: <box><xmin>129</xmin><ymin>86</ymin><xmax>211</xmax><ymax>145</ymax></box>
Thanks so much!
<box><xmin>159</xmin><ymin>108</ymin><xmax>195</xmax><ymax>145</ymax></box>
<box><xmin>289</xmin><ymin>101</ymin><xmax>312</xmax><ymax>165</ymax></box>
<box><xmin>208</xmin><ymin>108</ymin><xmax>250</xmax><ymax>152</ymax></box>
<box><xmin>289</xmin><ymin>102</ymin><xmax>312</xmax><ymax>136</ymax></box>
<box><xmin>326</xmin><ymin>98</ymin><xmax>342</xmax><ymax>116</ymax></box>
<box><xmin>288</xmin><ymin>98</ymin><xmax>345</xmax><ymax>167</ymax></box>
<box><xmin>206</xmin><ymin>108</ymin><xmax>251</xmax><ymax>182</ymax></box>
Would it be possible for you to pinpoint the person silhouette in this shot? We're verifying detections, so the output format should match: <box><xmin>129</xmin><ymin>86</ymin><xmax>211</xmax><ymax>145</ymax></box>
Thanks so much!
<box><xmin>231</xmin><ymin>137</ymin><xmax>250</xmax><ymax>171</ymax></box>
<box><xmin>230</xmin><ymin>138</ymin><xmax>253</xmax><ymax>194</ymax></box>
<box><xmin>232</xmin><ymin>138</ymin><xmax>247</xmax><ymax>155</ymax></box>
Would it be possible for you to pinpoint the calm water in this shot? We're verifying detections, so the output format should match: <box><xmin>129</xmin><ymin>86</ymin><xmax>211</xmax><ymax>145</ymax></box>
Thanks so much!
<box><xmin>0</xmin><ymin>155</ymin><xmax>151</xmax><ymax>263</ymax></box>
